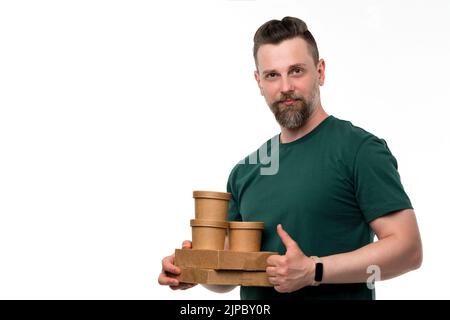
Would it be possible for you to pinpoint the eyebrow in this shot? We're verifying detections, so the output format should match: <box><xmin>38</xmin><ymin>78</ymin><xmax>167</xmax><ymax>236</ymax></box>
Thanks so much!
<box><xmin>262</xmin><ymin>63</ymin><xmax>307</xmax><ymax>76</ymax></box>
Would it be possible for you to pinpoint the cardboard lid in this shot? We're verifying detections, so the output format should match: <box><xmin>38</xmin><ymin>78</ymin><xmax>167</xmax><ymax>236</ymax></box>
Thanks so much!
<box><xmin>229</xmin><ymin>221</ymin><xmax>264</xmax><ymax>230</ymax></box>
<box><xmin>193</xmin><ymin>191</ymin><xmax>232</xmax><ymax>201</ymax></box>
<box><xmin>190</xmin><ymin>219</ymin><xmax>229</xmax><ymax>228</ymax></box>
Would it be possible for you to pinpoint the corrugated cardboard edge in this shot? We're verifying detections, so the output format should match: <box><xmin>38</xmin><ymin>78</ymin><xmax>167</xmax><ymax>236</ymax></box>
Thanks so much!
<box><xmin>219</xmin><ymin>251</ymin><xmax>274</xmax><ymax>270</ymax></box>
<box><xmin>177</xmin><ymin>267</ymin><xmax>273</xmax><ymax>287</ymax></box>
<box><xmin>175</xmin><ymin>249</ymin><xmax>277</xmax><ymax>271</ymax></box>
<box><xmin>175</xmin><ymin>249</ymin><xmax>220</xmax><ymax>269</ymax></box>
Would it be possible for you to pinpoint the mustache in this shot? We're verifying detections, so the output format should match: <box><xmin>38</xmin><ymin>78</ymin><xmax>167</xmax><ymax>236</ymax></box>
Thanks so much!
<box><xmin>275</xmin><ymin>94</ymin><xmax>306</xmax><ymax>104</ymax></box>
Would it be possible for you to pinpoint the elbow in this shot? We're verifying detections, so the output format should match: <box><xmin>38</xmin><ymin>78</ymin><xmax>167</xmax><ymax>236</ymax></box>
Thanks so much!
<box><xmin>202</xmin><ymin>284</ymin><xmax>236</xmax><ymax>293</ymax></box>
<box><xmin>414</xmin><ymin>246</ymin><xmax>423</xmax><ymax>270</ymax></box>
<box><xmin>410</xmin><ymin>241</ymin><xmax>423</xmax><ymax>271</ymax></box>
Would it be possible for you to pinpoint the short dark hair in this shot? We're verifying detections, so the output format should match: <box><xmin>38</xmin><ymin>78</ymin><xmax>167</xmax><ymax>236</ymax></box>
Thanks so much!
<box><xmin>253</xmin><ymin>17</ymin><xmax>319</xmax><ymax>66</ymax></box>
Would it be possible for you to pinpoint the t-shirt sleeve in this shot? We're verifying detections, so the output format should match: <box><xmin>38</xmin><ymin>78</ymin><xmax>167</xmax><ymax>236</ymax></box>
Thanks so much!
<box><xmin>226</xmin><ymin>165</ymin><xmax>242</xmax><ymax>222</ymax></box>
<box><xmin>353</xmin><ymin>136</ymin><xmax>413</xmax><ymax>223</ymax></box>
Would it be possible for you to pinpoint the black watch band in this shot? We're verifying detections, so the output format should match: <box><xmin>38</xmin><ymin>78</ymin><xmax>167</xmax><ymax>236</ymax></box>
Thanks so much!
<box><xmin>311</xmin><ymin>256</ymin><xmax>323</xmax><ymax>286</ymax></box>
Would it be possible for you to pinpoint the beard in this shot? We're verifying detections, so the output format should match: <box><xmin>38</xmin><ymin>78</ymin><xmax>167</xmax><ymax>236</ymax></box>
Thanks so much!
<box><xmin>269</xmin><ymin>89</ymin><xmax>318</xmax><ymax>130</ymax></box>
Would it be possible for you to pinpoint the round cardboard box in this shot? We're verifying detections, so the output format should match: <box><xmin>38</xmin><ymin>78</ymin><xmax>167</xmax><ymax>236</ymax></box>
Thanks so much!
<box><xmin>193</xmin><ymin>191</ymin><xmax>231</xmax><ymax>221</ymax></box>
<box><xmin>229</xmin><ymin>221</ymin><xmax>264</xmax><ymax>252</ymax></box>
<box><xmin>190</xmin><ymin>219</ymin><xmax>228</xmax><ymax>250</ymax></box>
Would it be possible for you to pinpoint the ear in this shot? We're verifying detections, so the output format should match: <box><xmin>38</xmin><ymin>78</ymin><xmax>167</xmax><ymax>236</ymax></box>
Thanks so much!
<box><xmin>317</xmin><ymin>59</ymin><xmax>325</xmax><ymax>86</ymax></box>
<box><xmin>254</xmin><ymin>70</ymin><xmax>264</xmax><ymax>96</ymax></box>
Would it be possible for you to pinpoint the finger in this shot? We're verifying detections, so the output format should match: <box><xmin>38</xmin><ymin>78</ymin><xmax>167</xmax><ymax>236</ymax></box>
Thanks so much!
<box><xmin>267</xmin><ymin>276</ymin><xmax>278</xmax><ymax>286</ymax></box>
<box><xmin>168</xmin><ymin>279</ymin><xmax>181</xmax><ymax>290</ymax></box>
<box><xmin>179</xmin><ymin>283</ymin><xmax>197</xmax><ymax>290</ymax></box>
<box><xmin>277</xmin><ymin>224</ymin><xmax>300</xmax><ymax>251</ymax></box>
<box><xmin>182</xmin><ymin>240</ymin><xmax>192</xmax><ymax>249</ymax></box>
<box><xmin>162</xmin><ymin>256</ymin><xmax>181</xmax><ymax>275</ymax></box>
<box><xmin>266</xmin><ymin>254</ymin><xmax>282</xmax><ymax>267</ymax></box>
<box><xmin>266</xmin><ymin>266</ymin><xmax>277</xmax><ymax>277</ymax></box>
<box><xmin>170</xmin><ymin>282</ymin><xmax>195</xmax><ymax>290</ymax></box>
<box><xmin>158</xmin><ymin>272</ymin><xmax>180</xmax><ymax>286</ymax></box>
<box><xmin>274</xmin><ymin>284</ymin><xmax>285</xmax><ymax>293</ymax></box>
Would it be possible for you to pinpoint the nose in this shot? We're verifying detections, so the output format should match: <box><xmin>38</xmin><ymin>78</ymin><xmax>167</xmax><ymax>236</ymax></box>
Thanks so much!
<box><xmin>280</xmin><ymin>76</ymin><xmax>294</xmax><ymax>94</ymax></box>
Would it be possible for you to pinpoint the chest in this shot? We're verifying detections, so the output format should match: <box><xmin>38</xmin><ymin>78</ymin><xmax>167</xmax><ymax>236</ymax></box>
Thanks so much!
<box><xmin>236</xmin><ymin>147</ymin><xmax>365</xmax><ymax>253</ymax></box>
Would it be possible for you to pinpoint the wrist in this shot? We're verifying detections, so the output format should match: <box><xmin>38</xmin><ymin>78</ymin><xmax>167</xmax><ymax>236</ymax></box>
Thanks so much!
<box><xmin>307</xmin><ymin>256</ymin><xmax>316</xmax><ymax>286</ymax></box>
<box><xmin>310</xmin><ymin>256</ymin><xmax>323</xmax><ymax>286</ymax></box>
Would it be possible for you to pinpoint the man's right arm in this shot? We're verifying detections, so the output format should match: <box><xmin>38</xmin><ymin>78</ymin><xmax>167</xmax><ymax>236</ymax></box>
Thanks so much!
<box><xmin>201</xmin><ymin>235</ymin><xmax>237</xmax><ymax>293</ymax></box>
<box><xmin>158</xmin><ymin>237</ymin><xmax>237</xmax><ymax>293</ymax></box>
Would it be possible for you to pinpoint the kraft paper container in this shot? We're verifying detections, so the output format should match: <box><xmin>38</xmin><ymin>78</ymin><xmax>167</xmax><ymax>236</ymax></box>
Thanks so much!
<box><xmin>193</xmin><ymin>191</ymin><xmax>231</xmax><ymax>221</ymax></box>
<box><xmin>190</xmin><ymin>219</ymin><xmax>228</xmax><ymax>250</ymax></box>
<box><xmin>229</xmin><ymin>221</ymin><xmax>264</xmax><ymax>252</ymax></box>
<box><xmin>177</xmin><ymin>267</ymin><xmax>273</xmax><ymax>287</ymax></box>
<box><xmin>175</xmin><ymin>249</ymin><xmax>277</xmax><ymax>271</ymax></box>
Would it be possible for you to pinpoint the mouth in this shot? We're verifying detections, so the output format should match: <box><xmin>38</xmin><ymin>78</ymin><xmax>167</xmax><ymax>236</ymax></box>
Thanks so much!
<box><xmin>280</xmin><ymin>99</ymin><xmax>298</xmax><ymax>106</ymax></box>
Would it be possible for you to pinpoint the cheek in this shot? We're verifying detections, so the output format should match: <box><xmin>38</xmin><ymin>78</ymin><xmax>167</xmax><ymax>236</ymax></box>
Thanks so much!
<box><xmin>294</xmin><ymin>84</ymin><xmax>316</xmax><ymax>100</ymax></box>
<box><xmin>261</xmin><ymin>84</ymin><xmax>279</xmax><ymax>101</ymax></box>
<box><xmin>292</xmin><ymin>80</ymin><xmax>310</xmax><ymax>94</ymax></box>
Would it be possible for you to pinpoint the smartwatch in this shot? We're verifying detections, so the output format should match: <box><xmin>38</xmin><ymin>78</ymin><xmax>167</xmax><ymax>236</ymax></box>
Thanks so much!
<box><xmin>310</xmin><ymin>256</ymin><xmax>323</xmax><ymax>286</ymax></box>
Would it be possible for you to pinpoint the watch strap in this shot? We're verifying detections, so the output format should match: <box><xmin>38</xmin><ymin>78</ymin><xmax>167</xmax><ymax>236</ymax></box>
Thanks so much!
<box><xmin>311</xmin><ymin>256</ymin><xmax>323</xmax><ymax>286</ymax></box>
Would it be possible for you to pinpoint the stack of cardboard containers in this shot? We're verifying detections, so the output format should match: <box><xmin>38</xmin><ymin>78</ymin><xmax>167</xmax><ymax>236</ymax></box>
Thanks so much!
<box><xmin>175</xmin><ymin>191</ymin><xmax>276</xmax><ymax>287</ymax></box>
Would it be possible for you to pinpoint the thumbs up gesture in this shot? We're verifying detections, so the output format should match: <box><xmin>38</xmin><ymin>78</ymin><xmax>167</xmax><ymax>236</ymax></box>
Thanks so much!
<box><xmin>266</xmin><ymin>224</ymin><xmax>316</xmax><ymax>293</ymax></box>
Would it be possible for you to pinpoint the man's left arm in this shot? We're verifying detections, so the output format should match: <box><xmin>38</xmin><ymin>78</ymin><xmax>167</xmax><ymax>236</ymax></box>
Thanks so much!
<box><xmin>321</xmin><ymin>208</ymin><xmax>422</xmax><ymax>283</ymax></box>
<box><xmin>266</xmin><ymin>209</ymin><xmax>422</xmax><ymax>292</ymax></box>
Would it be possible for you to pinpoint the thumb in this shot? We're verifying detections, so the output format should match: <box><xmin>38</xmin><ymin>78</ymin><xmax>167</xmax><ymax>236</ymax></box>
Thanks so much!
<box><xmin>277</xmin><ymin>224</ymin><xmax>300</xmax><ymax>252</ymax></box>
<box><xmin>182</xmin><ymin>240</ymin><xmax>192</xmax><ymax>249</ymax></box>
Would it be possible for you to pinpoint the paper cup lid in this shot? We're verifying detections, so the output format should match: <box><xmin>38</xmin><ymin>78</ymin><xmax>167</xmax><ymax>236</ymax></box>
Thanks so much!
<box><xmin>193</xmin><ymin>191</ymin><xmax>232</xmax><ymax>200</ymax></box>
<box><xmin>229</xmin><ymin>221</ymin><xmax>264</xmax><ymax>229</ymax></box>
<box><xmin>190</xmin><ymin>219</ymin><xmax>229</xmax><ymax>228</ymax></box>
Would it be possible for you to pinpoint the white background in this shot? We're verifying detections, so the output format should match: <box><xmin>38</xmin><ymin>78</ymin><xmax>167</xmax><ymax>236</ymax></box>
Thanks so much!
<box><xmin>0</xmin><ymin>0</ymin><xmax>449</xmax><ymax>299</ymax></box>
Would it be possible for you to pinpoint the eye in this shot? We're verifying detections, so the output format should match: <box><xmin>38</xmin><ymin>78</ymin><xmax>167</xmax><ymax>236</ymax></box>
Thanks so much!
<box><xmin>265</xmin><ymin>72</ymin><xmax>278</xmax><ymax>79</ymax></box>
<box><xmin>290</xmin><ymin>67</ymin><xmax>304</xmax><ymax>75</ymax></box>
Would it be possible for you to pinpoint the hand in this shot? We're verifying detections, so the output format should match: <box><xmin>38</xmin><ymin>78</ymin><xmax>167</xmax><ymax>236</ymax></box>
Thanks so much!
<box><xmin>158</xmin><ymin>240</ymin><xmax>197</xmax><ymax>290</ymax></box>
<box><xmin>266</xmin><ymin>224</ymin><xmax>316</xmax><ymax>293</ymax></box>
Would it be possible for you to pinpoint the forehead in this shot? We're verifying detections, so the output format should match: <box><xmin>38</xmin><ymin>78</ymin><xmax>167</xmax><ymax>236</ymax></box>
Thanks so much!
<box><xmin>256</xmin><ymin>37</ymin><xmax>314</xmax><ymax>71</ymax></box>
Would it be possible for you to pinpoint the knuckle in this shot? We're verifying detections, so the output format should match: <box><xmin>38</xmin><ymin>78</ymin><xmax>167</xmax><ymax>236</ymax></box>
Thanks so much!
<box><xmin>162</xmin><ymin>256</ymin><xmax>174</xmax><ymax>271</ymax></box>
<box><xmin>158</xmin><ymin>275</ymin><xmax>167</xmax><ymax>286</ymax></box>
<box><xmin>279</xmin><ymin>267</ymin><xmax>288</xmax><ymax>277</ymax></box>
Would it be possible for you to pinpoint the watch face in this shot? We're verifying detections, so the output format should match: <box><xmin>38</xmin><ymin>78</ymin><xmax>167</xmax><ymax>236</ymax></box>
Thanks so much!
<box><xmin>315</xmin><ymin>262</ymin><xmax>323</xmax><ymax>282</ymax></box>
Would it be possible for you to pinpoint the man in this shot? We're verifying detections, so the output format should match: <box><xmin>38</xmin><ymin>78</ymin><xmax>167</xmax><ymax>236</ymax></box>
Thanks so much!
<box><xmin>158</xmin><ymin>16</ymin><xmax>422</xmax><ymax>300</ymax></box>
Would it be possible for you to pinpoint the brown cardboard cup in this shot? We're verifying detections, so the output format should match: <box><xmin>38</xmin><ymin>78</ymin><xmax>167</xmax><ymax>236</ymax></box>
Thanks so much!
<box><xmin>229</xmin><ymin>221</ymin><xmax>264</xmax><ymax>252</ymax></box>
<box><xmin>193</xmin><ymin>191</ymin><xmax>232</xmax><ymax>221</ymax></box>
<box><xmin>190</xmin><ymin>219</ymin><xmax>229</xmax><ymax>250</ymax></box>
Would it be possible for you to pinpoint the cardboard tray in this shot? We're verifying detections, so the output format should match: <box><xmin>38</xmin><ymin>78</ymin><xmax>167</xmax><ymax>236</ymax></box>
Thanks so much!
<box><xmin>177</xmin><ymin>267</ymin><xmax>273</xmax><ymax>287</ymax></box>
<box><xmin>174</xmin><ymin>249</ymin><xmax>277</xmax><ymax>271</ymax></box>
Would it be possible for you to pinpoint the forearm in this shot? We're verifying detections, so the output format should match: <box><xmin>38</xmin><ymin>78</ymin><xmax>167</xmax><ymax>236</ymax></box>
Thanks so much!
<box><xmin>202</xmin><ymin>284</ymin><xmax>236</xmax><ymax>293</ymax></box>
<box><xmin>321</xmin><ymin>234</ymin><xmax>422</xmax><ymax>284</ymax></box>
<box><xmin>200</xmin><ymin>237</ymin><xmax>237</xmax><ymax>293</ymax></box>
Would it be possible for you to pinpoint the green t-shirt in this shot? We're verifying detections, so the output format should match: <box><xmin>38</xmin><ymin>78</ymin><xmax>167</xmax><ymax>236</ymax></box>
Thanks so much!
<box><xmin>226</xmin><ymin>115</ymin><xmax>413</xmax><ymax>300</ymax></box>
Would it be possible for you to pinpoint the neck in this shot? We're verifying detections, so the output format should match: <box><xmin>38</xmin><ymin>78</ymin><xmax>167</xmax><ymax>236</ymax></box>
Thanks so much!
<box><xmin>279</xmin><ymin>105</ymin><xmax>329</xmax><ymax>144</ymax></box>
